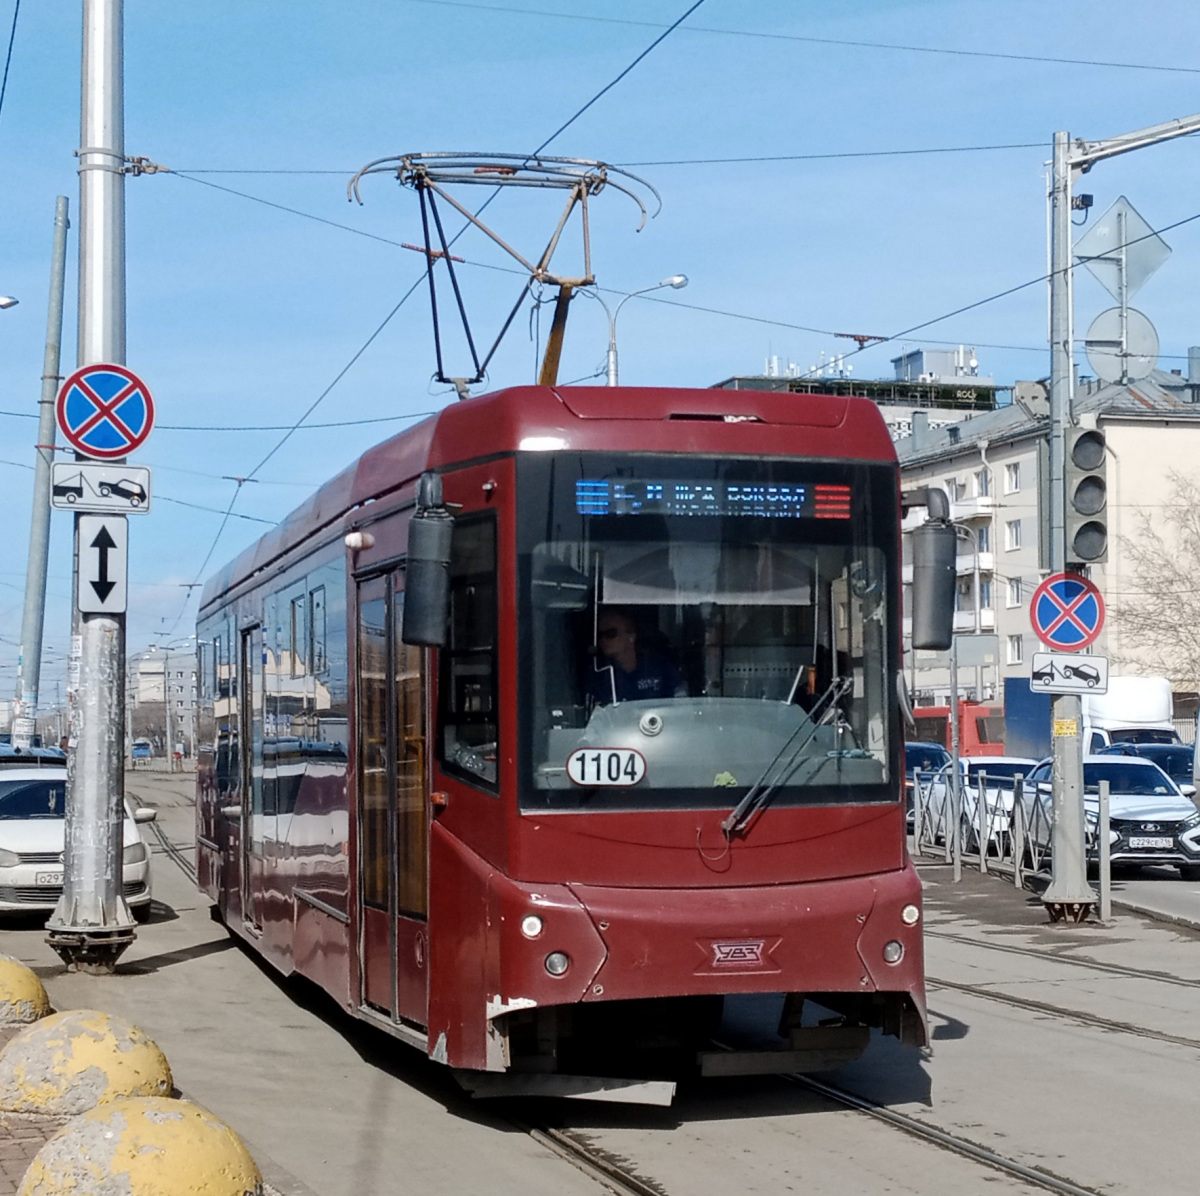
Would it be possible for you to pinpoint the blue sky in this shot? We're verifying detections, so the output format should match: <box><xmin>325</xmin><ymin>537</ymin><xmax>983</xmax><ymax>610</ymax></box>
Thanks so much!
<box><xmin>2</xmin><ymin>0</ymin><xmax>1200</xmax><ymax>702</ymax></box>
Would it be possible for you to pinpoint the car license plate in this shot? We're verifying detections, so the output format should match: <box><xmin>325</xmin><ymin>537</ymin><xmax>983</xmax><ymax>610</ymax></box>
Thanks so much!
<box><xmin>1128</xmin><ymin>836</ymin><xmax>1173</xmax><ymax>849</ymax></box>
<box><xmin>35</xmin><ymin>871</ymin><xmax>63</xmax><ymax>885</ymax></box>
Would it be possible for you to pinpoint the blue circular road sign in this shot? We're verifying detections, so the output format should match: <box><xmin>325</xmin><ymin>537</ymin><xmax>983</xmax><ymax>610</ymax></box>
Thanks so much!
<box><xmin>56</xmin><ymin>363</ymin><xmax>155</xmax><ymax>460</ymax></box>
<box><xmin>1030</xmin><ymin>572</ymin><xmax>1105</xmax><ymax>652</ymax></box>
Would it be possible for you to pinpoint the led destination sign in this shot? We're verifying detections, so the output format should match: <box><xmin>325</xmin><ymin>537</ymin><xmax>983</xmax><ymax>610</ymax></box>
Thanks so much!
<box><xmin>575</xmin><ymin>479</ymin><xmax>852</xmax><ymax>520</ymax></box>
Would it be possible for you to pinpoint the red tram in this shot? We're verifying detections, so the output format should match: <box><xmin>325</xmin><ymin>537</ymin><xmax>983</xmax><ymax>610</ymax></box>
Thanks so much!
<box><xmin>196</xmin><ymin>384</ymin><xmax>941</xmax><ymax>1103</ymax></box>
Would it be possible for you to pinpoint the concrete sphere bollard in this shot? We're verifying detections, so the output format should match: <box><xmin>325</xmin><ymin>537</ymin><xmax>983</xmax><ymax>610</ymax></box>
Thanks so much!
<box><xmin>0</xmin><ymin>1009</ymin><xmax>171</xmax><ymax>1116</ymax></box>
<box><xmin>0</xmin><ymin>955</ymin><xmax>51</xmax><ymax>1025</ymax></box>
<box><xmin>18</xmin><ymin>1095</ymin><xmax>263</xmax><ymax>1196</ymax></box>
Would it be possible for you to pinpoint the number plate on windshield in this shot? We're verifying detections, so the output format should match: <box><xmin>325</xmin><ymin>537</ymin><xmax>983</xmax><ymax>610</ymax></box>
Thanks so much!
<box><xmin>567</xmin><ymin>748</ymin><xmax>646</xmax><ymax>787</ymax></box>
<box><xmin>35</xmin><ymin>872</ymin><xmax>63</xmax><ymax>886</ymax></box>
<box><xmin>1128</xmin><ymin>836</ymin><xmax>1173</xmax><ymax>850</ymax></box>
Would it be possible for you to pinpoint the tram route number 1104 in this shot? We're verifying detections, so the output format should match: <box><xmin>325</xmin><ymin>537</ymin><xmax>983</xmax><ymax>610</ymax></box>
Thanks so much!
<box><xmin>566</xmin><ymin>747</ymin><xmax>647</xmax><ymax>787</ymax></box>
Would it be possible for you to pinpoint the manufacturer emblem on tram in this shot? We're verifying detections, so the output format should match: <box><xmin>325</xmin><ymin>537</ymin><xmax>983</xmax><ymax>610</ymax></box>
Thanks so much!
<box><xmin>711</xmin><ymin>940</ymin><xmax>765</xmax><ymax>966</ymax></box>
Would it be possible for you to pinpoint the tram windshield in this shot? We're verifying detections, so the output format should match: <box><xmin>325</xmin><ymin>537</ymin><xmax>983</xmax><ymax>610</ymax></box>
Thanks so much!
<box><xmin>518</xmin><ymin>454</ymin><xmax>898</xmax><ymax>811</ymax></box>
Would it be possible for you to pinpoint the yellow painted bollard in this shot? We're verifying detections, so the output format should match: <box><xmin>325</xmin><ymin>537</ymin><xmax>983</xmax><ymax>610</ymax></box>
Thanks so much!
<box><xmin>0</xmin><ymin>1009</ymin><xmax>171</xmax><ymax>1115</ymax></box>
<box><xmin>0</xmin><ymin>955</ymin><xmax>51</xmax><ymax>1025</ymax></box>
<box><xmin>19</xmin><ymin>1095</ymin><xmax>263</xmax><ymax>1196</ymax></box>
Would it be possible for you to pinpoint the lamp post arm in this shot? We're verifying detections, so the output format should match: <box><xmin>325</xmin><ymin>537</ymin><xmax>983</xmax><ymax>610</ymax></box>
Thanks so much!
<box><xmin>1069</xmin><ymin>111</ymin><xmax>1200</xmax><ymax>171</ymax></box>
<box><xmin>607</xmin><ymin>286</ymin><xmax>659</xmax><ymax>387</ymax></box>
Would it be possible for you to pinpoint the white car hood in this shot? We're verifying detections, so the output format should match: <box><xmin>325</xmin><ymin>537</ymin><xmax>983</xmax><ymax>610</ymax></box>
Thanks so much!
<box><xmin>0</xmin><ymin>817</ymin><xmax>139</xmax><ymax>854</ymax></box>
<box><xmin>1087</xmin><ymin>794</ymin><xmax>1197</xmax><ymax>822</ymax></box>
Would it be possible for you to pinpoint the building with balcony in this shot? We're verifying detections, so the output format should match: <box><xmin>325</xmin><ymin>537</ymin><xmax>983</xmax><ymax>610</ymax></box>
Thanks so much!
<box><xmin>127</xmin><ymin>644</ymin><xmax>198</xmax><ymax>758</ymax></box>
<box><xmin>899</xmin><ymin>365</ymin><xmax>1200</xmax><ymax>711</ymax></box>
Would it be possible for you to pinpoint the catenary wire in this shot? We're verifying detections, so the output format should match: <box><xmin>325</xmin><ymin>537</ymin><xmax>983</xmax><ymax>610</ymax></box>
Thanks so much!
<box><xmin>151</xmin><ymin>176</ymin><xmax>1196</xmax><ymax>364</ymax></box>
<box><xmin>231</xmin><ymin>0</ymin><xmax>706</xmax><ymax>483</ymax></box>
<box><xmin>161</xmin><ymin>0</ymin><xmax>706</xmax><ymax>633</ymax></box>
<box><xmin>0</xmin><ymin>406</ymin><xmax>441</xmax><ymax>432</ymax></box>
<box><xmin>0</xmin><ymin>0</ymin><xmax>19</xmax><ymax>128</ymax></box>
<box><xmin>170</xmin><ymin>143</ymin><xmax>1051</xmax><ymax>172</ymax></box>
<box><xmin>402</xmin><ymin>0</ymin><xmax>1200</xmax><ymax>76</ymax></box>
<box><xmin>0</xmin><ymin>456</ymin><xmax>278</xmax><ymax>522</ymax></box>
<box><xmin>623</xmin><ymin>144</ymin><xmax>1048</xmax><ymax>167</ymax></box>
<box><xmin>529</xmin><ymin>0</ymin><xmax>705</xmax><ymax>155</ymax></box>
<box><xmin>785</xmin><ymin>206</ymin><xmax>1200</xmax><ymax>384</ymax></box>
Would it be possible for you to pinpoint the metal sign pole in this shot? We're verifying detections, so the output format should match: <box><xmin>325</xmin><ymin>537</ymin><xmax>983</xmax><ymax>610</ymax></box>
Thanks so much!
<box><xmin>1098</xmin><ymin>780</ymin><xmax>1112</xmax><ymax>922</ymax></box>
<box><xmin>1042</xmin><ymin>130</ymin><xmax>1095</xmax><ymax>923</ymax></box>
<box><xmin>13</xmin><ymin>197</ymin><xmax>70</xmax><ymax>751</ymax></box>
<box><xmin>47</xmin><ymin>0</ymin><xmax>135</xmax><ymax>970</ymax></box>
<box><xmin>950</xmin><ymin>638</ymin><xmax>962</xmax><ymax>883</ymax></box>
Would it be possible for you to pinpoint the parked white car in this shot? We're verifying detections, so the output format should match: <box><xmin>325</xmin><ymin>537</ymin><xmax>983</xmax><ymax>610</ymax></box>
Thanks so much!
<box><xmin>0</xmin><ymin>765</ymin><xmax>156</xmax><ymax>919</ymax></box>
<box><xmin>923</xmin><ymin>756</ymin><xmax>1037</xmax><ymax>851</ymax></box>
<box><xmin>1022</xmin><ymin>755</ymin><xmax>1200</xmax><ymax>880</ymax></box>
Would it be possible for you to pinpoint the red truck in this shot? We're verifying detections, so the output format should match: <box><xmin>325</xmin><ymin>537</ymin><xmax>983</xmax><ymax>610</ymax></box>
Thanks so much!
<box><xmin>911</xmin><ymin>701</ymin><xmax>1005</xmax><ymax>757</ymax></box>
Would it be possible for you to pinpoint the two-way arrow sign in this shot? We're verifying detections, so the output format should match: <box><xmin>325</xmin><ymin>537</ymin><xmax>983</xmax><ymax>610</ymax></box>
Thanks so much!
<box><xmin>77</xmin><ymin>515</ymin><xmax>127</xmax><ymax>613</ymax></box>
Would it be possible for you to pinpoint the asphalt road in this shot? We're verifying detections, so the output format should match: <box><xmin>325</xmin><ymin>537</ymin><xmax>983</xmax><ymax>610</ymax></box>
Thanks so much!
<box><xmin>3</xmin><ymin>772</ymin><xmax>1198</xmax><ymax>1195</ymax></box>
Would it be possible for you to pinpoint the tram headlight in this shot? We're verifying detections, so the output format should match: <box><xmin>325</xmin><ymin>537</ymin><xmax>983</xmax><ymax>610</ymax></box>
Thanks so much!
<box><xmin>520</xmin><ymin>914</ymin><xmax>543</xmax><ymax>939</ymax></box>
<box><xmin>882</xmin><ymin>940</ymin><xmax>904</xmax><ymax>965</ymax></box>
<box><xmin>544</xmin><ymin>951</ymin><xmax>570</xmax><ymax>976</ymax></box>
<box><xmin>900</xmin><ymin>904</ymin><xmax>920</xmax><ymax>926</ymax></box>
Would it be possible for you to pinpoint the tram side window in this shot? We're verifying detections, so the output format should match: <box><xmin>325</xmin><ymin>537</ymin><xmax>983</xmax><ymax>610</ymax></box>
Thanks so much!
<box><xmin>310</xmin><ymin>585</ymin><xmax>327</xmax><ymax>675</ymax></box>
<box><xmin>439</xmin><ymin>515</ymin><xmax>498</xmax><ymax>788</ymax></box>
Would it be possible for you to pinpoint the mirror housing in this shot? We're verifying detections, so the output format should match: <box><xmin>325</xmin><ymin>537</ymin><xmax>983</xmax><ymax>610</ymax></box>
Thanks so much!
<box><xmin>909</xmin><ymin>488</ymin><xmax>956</xmax><ymax>651</ymax></box>
<box><xmin>402</xmin><ymin>472</ymin><xmax>455</xmax><ymax>647</ymax></box>
<box><xmin>133</xmin><ymin>807</ymin><xmax>158</xmax><ymax>824</ymax></box>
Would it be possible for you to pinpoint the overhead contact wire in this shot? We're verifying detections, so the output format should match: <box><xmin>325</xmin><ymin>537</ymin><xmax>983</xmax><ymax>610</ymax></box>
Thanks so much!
<box><xmin>0</xmin><ymin>0</ymin><xmax>19</xmax><ymax>128</ymax></box>
<box><xmin>401</xmin><ymin>0</ymin><xmax>1200</xmax><ymax>76</ymax></box>
<box><xmin>163</xmin><ymin>0</ymin><xmax>706</xmax><ymax>635</ymax></box>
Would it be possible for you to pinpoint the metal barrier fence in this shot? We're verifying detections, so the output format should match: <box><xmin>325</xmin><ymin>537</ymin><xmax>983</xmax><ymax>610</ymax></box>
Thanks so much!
<box><xmin>910</xmin><ymin>768</ymin><xmax>1112</xmax><ymax>913</ymax></box>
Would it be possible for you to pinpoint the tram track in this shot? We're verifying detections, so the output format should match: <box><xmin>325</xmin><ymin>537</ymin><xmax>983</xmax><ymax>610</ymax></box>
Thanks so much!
<box><xmin>147</xmin><ymin>815</ymin><xmax>197</xmax><ymax>884</ymax></box>
<box><xmin>513</xmin><ymin>1120</ymin><xmax>667</xmax><ymax>1196</ymax></box>
<box><xmin>926</xmin><ymin>973</ymin><xmax>1200</xmax><ymax>1050</ymax></box>
<box><xmin>926</xmin><ymin>927</ymin><xmax>1200</xmax><ymax>990</ymax></box>
<box><xmin>786</xmin><ymin>1074</ymin><xmax>1105</xmax><ymax>1196</ymax></box>
<box><xmin>139</xmin><ymin>790</ymin><xmax>1153</xmax><ymax>1194</ymax></box>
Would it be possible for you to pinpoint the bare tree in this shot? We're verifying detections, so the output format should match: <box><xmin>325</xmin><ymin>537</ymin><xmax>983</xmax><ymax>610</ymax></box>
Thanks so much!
<box><xmin>1110</xmin><ymin>470</ymin><xmax>1200</xmax><ymax>688</ymax></box>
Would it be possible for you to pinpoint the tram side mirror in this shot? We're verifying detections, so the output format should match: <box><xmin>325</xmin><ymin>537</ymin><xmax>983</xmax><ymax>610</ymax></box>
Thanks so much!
<box><xmin>909</xmin><ymin>489</ymin><xmax>956</xmax><ymax>652</ymax></box>
<box><xmin>403</xmin><ymin>472</ymin><xmax>455</xmax><ymax>647</ymax></box>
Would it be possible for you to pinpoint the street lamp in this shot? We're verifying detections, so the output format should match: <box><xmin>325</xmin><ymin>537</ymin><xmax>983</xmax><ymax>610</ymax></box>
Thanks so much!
<box><xmin>584</xmin><ymin>275</ymin><xmax>688</xmax><ymax>386</ymax></box>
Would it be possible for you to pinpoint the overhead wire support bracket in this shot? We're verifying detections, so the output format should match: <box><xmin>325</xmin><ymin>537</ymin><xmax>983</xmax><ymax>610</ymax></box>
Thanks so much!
<box><xmin>348</xmin><ymin>152</ymin><xmax>661</xmax><ymax>386</ymax></box>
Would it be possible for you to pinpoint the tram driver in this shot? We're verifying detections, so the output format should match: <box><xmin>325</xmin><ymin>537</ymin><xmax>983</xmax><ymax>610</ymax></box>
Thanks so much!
<box><xmin>589</xmin><ymin>607</ymin><xmax>687</xmax><ymax>705</ymax></box>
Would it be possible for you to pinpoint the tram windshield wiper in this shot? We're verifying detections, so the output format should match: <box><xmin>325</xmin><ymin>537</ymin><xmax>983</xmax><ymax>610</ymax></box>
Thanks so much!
<box><xmin>720</xmin><ymin>676</ymin><xmax>852</xmax><ymax>838</ymax></box>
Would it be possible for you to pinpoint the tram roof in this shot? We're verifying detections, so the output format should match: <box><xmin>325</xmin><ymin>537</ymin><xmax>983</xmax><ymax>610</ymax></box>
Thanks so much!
<box><xmin>199</xmin><ymin>384</ymin><xmax>894</xmax><ymax>609</ymax></box>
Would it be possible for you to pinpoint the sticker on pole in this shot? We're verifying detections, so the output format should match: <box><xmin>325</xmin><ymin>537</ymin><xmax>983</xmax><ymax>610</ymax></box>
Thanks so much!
<box><xmin>56</xmin><ymin>363</ymin><xmax>155</xmax><ymax>459</ymax></box>
<box><xmin>1030</xmin><ymin>572</ymin><xmax>1104</xmax><ymax>652</ymax></box>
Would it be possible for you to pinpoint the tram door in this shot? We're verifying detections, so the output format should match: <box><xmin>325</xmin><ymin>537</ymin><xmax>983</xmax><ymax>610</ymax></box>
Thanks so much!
<box><xmin>238</xmin><ymin>624</ymin><xmax>265</xmax><ymax>931</ymax></box>
<box><xmin>357</xmin><ymin>572</ymin><xmax>429</xmax><ymax>1027</ymax></box>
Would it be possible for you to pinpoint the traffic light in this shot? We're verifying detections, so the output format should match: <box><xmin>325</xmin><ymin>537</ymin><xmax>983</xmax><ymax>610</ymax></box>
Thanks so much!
<box><xmin>1065</xmin><ymin>427</ymin><xmax>1106</xmax><ymax>565</ymax></box>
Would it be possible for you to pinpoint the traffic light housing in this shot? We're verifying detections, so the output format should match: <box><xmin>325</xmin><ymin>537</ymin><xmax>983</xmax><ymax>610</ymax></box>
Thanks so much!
<box><xmin>1065</xmin><ymin>427</ymin><xmax>1107</xmax><ymax>565</ymax></box>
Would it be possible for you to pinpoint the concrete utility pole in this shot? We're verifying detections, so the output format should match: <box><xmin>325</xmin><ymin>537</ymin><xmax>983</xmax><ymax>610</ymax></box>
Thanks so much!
<box><xmin>13</xmin><ymin>197</ymin><xmax>70</xmax><ymax>752</ymax></box>
<box><xmin>47</xmin><ymin>0</ymin><xmax>134</xmax><ymax>970</ymax></box>
<box><xmin>1043</xmin><ymin>113</ymin><xmax>1200</xmax><ymax>922</ymax></box>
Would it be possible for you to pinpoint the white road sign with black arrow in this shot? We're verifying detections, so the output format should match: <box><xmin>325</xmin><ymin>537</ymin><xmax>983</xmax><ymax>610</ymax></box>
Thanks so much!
<box><xmin>77</xmin><ymin>515</ymin><xmax>127</xmax><ymax>614</ymax></box>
